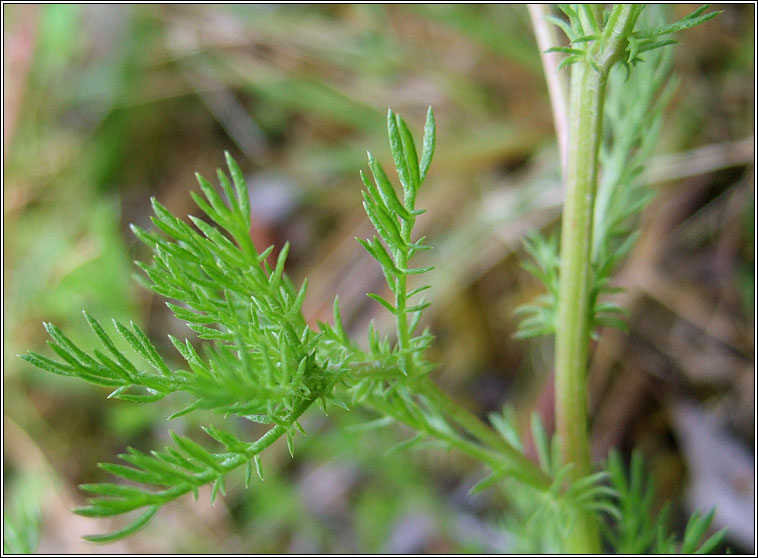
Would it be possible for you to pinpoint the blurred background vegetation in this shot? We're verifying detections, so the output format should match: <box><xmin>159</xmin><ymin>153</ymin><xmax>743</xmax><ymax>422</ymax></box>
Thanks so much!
<box><xmin>3</xmin><ymin>4</ymin><xmax>754</xmax><ymax>553</ymax></box>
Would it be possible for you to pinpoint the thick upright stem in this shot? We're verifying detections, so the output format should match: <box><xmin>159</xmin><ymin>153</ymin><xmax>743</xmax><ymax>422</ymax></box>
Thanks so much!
<box><xmin>556</xmin><ymin>58</ymin><xmax>606</xmax><ymax>481</ymax></box>
<box><xmin>553</xmin><ymin>5</ymin><xmax>641</xmax><ymax>553</ymax></box>
<box><xmin>555</xmin><ymin>58</ymin><xmax>606</xmax><ymax>554</ymax></box>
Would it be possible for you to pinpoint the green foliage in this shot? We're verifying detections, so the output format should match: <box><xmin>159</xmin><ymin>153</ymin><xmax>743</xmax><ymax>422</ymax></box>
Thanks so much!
<box><xmin>20</xmin><ymin>107</ymin><xmax>447</xmax><ymax>543</ymax></box>
<box><xmin>21</xmin><ymin>152</ymin><xmax>347</xmax><ymax>540</ymax></box>
<box><xmin>487</xmin><ymin>413</ymin><xmax>728</xmax><ymax>554</ymax></box>
<box><xmin>3</xmin><ymin>473</ymin><xmax>45</xmax><ymax>554</ymax></box>
<box><xmin>354</xmin><ymin>107</ymin><xmax>436</xmax><ymax>377</ymax></box>
<box><xmin>517</xmin><ymin>6</ymin><xmax>689</xmax><ymax>340</ymax></box>
<box><xmin>19</xmin><ymin>103</ymin><xmax>547</xmax><ymax>545</ymax></box>
<box><xmin>19</xmin><ymin>4</ymin><xmax>726</xmax><ymax>552</ymax></box>
<box><xmin>514</xmin><ymin>232</ymin><xmax>560</xmax><ymax>339</ymax></box>
<box><xmin>605</xmin><ymin>451</ymin><xmax>728</xmax><ymax>554</ymax></box>
<box><xmin>546</xmin><ymin>4</ymin><xmax>720</xmax><ymax>72</ymax></box>
<box><xmin>484</xmin><ymin>409</ymin><xmax>616</xmax><ymax>553</ymax></box>
<box><xmin>514</xmin><ymin>4</ymin><xmax>726</xmax><ymax>553</ymax></box>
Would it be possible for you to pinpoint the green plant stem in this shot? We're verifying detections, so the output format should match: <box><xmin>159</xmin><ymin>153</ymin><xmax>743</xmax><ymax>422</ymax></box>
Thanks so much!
<box><xmin>555</xmin><ymin>56</ymin><xmax>606</xmax><ymax>485</ymax></box>
<box><xmin>555</xmin><ymin>52</ymin><xmax>607</xmax><ymax>558</ymax></box>
<box><xmin>368</xmin><ymin>380</ymin><xmax>551</xmax><ymax>492</ymax></box>
<box><xmin>391</xmin><ymin>207</ymin><xmax>549</xmax><ymax>488</ymax></box>
<box><xmin>355</xmin><ymin>357</ymin><xmax>550</xmax><ymax>489</ymax></box>
<box><xmin>91</xmin><ymin>395</ymin><xmax>316</xmax><ymax>518</ymax></box>
<box><xmin>417</xmin><ymin>377</ymin><xmax>551</xmax><ymax>489</ymax></box>
<box><xmin>394</xmin><ymin>219</ymin><xmax>413</xmax><ymax>375</ymax></box>
<box><xmin>554</xmin><ymin>5</ymin><xmax>641</xmax><ymax>553</ymax></box>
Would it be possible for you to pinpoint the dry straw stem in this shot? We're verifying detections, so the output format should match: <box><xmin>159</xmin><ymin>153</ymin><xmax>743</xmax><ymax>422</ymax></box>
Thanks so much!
<box><xmin>528</xmin><ymin>4</ymin><xmax>570</xmax><ymax>173</ymax></box>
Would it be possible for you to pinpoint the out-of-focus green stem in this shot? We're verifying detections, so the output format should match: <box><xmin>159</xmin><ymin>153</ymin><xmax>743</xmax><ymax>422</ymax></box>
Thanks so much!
<box><xmin>554</xmin><ymin>4</ymin><xmax>641</xmax><ymax>553</ymax></box>
<box><xmin>556</xmin><ymin>56</ymin><xmax>606</xmax><ymax>485</ymax></box>
<box><xmin>556</xmin><ymin>56</ymin><xmax>606</xmax><ymax>553</ymax></box>
<box><xmin>418</xmin><ymin>377</ymin><xmax>552</xmax><ymax>490</ymax></box>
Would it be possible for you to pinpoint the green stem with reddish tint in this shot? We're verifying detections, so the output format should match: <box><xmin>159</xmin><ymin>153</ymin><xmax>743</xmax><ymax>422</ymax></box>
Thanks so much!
<box><xmin>554</xmin><ymin>5</ymin><xmax>642</xmax><ymax>552</ymax></box>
